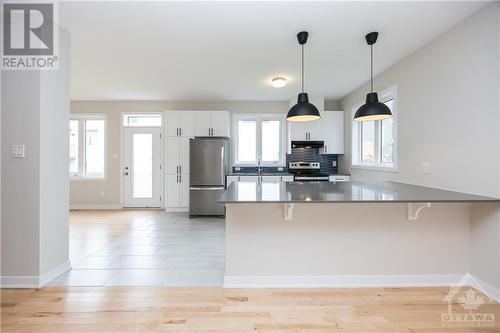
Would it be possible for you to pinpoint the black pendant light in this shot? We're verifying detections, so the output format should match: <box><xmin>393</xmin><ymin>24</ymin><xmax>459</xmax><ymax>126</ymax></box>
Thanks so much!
<box><xmin>354</xmin><ymin>32</ymin><xmax>392</xmax><ymax>122</ymax></box>
<box><xmin>287</xmin><ymin>31</ymin><xmax>321</xmax><ymax>122</ymax></box>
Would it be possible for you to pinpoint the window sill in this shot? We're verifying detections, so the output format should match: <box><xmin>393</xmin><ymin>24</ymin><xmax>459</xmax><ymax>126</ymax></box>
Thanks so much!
<box><xmin>351</xmin><ymin>164</ymin><xmax>398</xmax><ymax>173</ymax></box>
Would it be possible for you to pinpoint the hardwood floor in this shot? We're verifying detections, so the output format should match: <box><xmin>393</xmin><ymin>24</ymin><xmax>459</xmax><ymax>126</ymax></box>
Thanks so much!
<box><xmin>2</xmin><ymin>287</ymin><xmax>500</xmax><ymax>332</ymax></box>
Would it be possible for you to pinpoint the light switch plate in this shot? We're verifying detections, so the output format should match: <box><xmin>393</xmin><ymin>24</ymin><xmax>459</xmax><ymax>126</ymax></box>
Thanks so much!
<box><xmin>234</xmin><ymin>166</ymin><xmax>241</xmax><ymax>171</ymax></box>
<box><xmin>332</xmin><ymin>161</ymin><xmax>337</xmax><ymax>167</ymax></box>
<box><xmin>277</xmin><ymin>167</ymin><xmax>284</xmax><ymax>172</ymax></box>
<box><xmin>422</xmin><ymin>162</ymin><xmax>431</xmax><ymax>174</ymax></box>
<box><xmin>11</xmin><ymin>145</ymin><xmax>25</xmax><ymax>158</ymax></box>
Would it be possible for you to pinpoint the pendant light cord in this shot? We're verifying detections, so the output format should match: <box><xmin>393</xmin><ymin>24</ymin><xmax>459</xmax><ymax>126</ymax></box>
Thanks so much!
<box><xmin>370</xmin><ymin>44</ymin><xmax>373</xmax><ymax>93</ymax></box>
<box><xmin>301</xmin><ymin>44</ymin><xmax>305</xmax><ymax>93</ymax></box>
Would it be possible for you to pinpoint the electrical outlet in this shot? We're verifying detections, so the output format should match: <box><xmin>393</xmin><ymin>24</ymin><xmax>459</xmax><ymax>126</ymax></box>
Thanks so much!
<box><xmin>11</xmin><ymin>145</ymin><xmax>25</xmax><ymax>158</ymax></box>
<box><xmin>234</xmin><ymin>166</ymin><xmax>241</xmax><ymax>171</ymax></box>
<box><xmin>332</xmin><ymin>161</ymin><xmax>337</xmax><ymax>167</ymax></box>
<box><xmin>277</xmin><ymin>167</ymin><xmax>284</xmax><ymax>172</ymax></box>
<box><xmin>422</xmin><ymin>162</ymin><xmax>431</xmax><ymax>174</ymax></box>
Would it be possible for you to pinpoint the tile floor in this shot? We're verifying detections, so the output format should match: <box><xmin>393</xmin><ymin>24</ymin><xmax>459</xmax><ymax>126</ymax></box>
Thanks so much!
<box><xmin>49</xmin><ymin>212</ymin><xmax>225</xmax><ymax>287</ymax></box>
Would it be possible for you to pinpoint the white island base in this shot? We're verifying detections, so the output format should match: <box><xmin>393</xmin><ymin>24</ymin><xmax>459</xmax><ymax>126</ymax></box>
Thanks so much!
<box><xmin>224</xmin><ymin>202</ymin><xmax>473</xmax><ymax>288</ymax></box>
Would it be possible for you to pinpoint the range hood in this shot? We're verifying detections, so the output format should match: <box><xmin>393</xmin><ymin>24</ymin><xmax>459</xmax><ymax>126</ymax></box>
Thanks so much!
<box><xmin>291</xmin><ymin>141</ymin><xmax>324</xmax><ymax>149</ymax></box>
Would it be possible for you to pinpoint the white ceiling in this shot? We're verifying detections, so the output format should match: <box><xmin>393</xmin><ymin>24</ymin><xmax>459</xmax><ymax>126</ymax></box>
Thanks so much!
<box><xmin>60</xmin><ymin>1</ymin><xmax>486</xmax><ymax>101</ymax></box>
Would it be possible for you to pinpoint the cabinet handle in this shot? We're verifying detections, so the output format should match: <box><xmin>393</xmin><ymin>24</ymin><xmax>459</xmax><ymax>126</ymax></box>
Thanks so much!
<box><xmin>179</xmin><ymin>166</ymin><xmax>182</xmax><ymax>173</ymax></box>
<box><xmin>177</xmin><ymin>175</ymin><xmax>179</xmax><ymax>183</ymax></box>
<box><xmin>180</xmin><ymin>128</ymin><xmax>182</xmax><ymax>136</ymax></box>
<box><xmin>179</xmin><ymin>175</ymin><xmax>182</xmax><ymax>183</ymax></box>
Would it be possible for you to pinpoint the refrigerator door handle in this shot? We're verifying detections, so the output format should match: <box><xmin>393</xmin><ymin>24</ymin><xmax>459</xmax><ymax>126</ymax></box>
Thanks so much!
<box><xmin>220</xmin><ymin>146</ymin><xmax>224</xmax><ymax>183</ymax></box>
<box><xmin>190</xmin><ymin>187</ymin><xmax>224</xmax><ymax>191</ymax></box>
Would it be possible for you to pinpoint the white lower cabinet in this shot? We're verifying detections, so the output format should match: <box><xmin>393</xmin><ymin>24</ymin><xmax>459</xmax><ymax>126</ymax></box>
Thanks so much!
<box><xmin>329</xmin><ymin>175</ymin><xmax>350</xmax><ymax>182</ymax></box>
<box><xmin>227</xmin><ymin>174</ymin><xmax>294</xmax><ymax>183</ymax></box>
<box><xmin>165</xmin><ymin>174</ymin><xmax>189</xmax><ymax>210</ymax></box>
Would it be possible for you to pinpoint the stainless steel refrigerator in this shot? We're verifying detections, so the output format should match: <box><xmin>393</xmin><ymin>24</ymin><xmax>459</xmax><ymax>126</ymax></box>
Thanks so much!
<box><xmin>189</xmin><ymin>137</ymin><xmax>229</xmax><ymax>217</ymax></box>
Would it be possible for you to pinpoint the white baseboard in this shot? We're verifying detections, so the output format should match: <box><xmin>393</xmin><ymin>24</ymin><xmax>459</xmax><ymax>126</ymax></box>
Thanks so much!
<box><xmin>166</xmin><ymin>207</ymin><xmax>189</xmax><ymax>212</ymax></box>
<box><xmin>1</xmin><ymin>261</ymin><xmax>71</xmax><ymax>288</ymax></box>
<box><xmin>223</xmin><ymin>274</ymin><xmax>465</xmax><ymax>288</ymax></box>
<box><xmin>472</xmin><ymin>276</ymin><xmax>500</xmax><ymax>303</ymax></box>
<box><xmin>39</xmin><ymin>261</ymin><xmax>72</xmax><ymax>287</ymax></box>
<box><xmin>70</xmin><ymin>204</ymin><xmax>122</xmax><ymax>210</ymax></box>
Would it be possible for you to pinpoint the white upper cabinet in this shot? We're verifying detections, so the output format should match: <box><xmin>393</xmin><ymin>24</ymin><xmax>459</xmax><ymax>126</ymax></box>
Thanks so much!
<box><xmin>195</xmin><ymin>111</ymin><xmax>230</xmax><ymax>137</ymax></box>
<box><xmin>287</xmin><ymin>96</ymin><xmax>344</xmax><ymax>154</ymax></box>
<box><xmin>179</xmin><ymin>112</ymin><xmax>195</xmax><ymax>137</ymax></box>
<box><xmin>194</xmin><ymin>112</ymin><xmax>212</xmax><ymax>136</ymax></box>
<box><xmin>211</xmin><ymin>111</ymin><xmax>230</xmax><ymax>136</ymax></box>
<box><xmin>321</xmin><ymin>111</ymin><xmax>344</xmax><ymax>154</ymax></box>
<box><xmin>165</xmin><ymin>111</ymin><xmax>195</xmax><ymax>137</ymax></box>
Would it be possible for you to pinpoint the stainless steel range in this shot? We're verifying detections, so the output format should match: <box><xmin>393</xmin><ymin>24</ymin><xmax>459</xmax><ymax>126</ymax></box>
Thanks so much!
<box><xmin>288</xmin><ymin>162</ymin><xmax>329</xmax><ymax>181</ymax></box>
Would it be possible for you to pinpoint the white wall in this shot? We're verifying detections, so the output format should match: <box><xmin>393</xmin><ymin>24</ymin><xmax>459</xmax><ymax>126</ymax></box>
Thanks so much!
<box><xmin>1</xmin><ymin>27</ymin><xmax>70</xmax><ymax>286</ymax></box>
<box><xmin>39</xmin><ymin>29</ymin><xmax>71</xmax><ymax>276</ymax></box>
<box><xmin>69</xmin><ymin>100</ymin><xmax>288</xmax><ymax>206</ymax></box>
<box><xmin>340</xmin><ymin>3</ymin><xmax>500</xmax><ymax>198</ymax></box>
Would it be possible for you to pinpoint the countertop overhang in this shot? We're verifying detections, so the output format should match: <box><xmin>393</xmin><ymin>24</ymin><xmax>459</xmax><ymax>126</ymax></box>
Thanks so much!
<box><xmin>219</xmin><ymin>180</ymin><xmax>500</xmax><ymax>203</ymax></box>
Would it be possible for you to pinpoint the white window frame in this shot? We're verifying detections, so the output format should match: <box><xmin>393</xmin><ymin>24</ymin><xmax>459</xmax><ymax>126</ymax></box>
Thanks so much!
<box><xmin>232</xmin><ymin>114</ymin><xmax>286</xmax><ymax>166</ymax></box>
<box><xmin>70</xmin><ymin>113</ymin><xmax>107</xmax><ymax>180</ymax></box>
<box><xmin>351</xmin><ymin>85</ymin><xmax>398</xmax><ymax>172</ymax></box>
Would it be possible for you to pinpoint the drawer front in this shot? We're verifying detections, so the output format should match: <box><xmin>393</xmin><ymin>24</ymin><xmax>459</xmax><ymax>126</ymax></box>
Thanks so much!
<box><xmin>329</xmin><ymin>175</ymin><xmax>351</xmax><ymax>182</ymax></box>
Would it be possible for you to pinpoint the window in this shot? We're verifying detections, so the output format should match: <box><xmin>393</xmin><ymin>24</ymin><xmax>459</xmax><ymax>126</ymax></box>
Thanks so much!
<box><xmin>233</xmin><ymin>114</ymin><xmax>286</xmax><ymax>166</ymax></box>
<box><xmin>123</xmin><ymin>114</ymin><xmax>162</xmax><ymax>127</ymax></box>
<box><xmin>352</xmin><ymin>86</ymin><xmax>398</xmax><ymax>171</ymax></box>
<box><xmin>70</xmin><ymin>114</ymin><xmax>106</xmax><ymax>179</ymax></box>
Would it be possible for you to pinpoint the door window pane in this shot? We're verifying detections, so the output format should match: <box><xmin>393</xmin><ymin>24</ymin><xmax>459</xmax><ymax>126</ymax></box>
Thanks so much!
<box><xmin>261</xmin><ymin>120</ymin><xmax>280</xmax><ymax>163</ymax></box>
<box><xmin>69</xmin><ymin>120</ymin><xmax>79</xmax><ymax>174</ymax></box>
<box><xmin>132</xmin><ymin>133</ymin><xmax>153</xmax><ymax>198</ymax></box>
<box><xmin>381</xmin><ymin>99</ymin><xmax>394</xmax><ymax>164</ymax></box>
<box><xmin>85</xmin><ymin>120</ymin><xmax>105</xmax><ymax>175</ymax></box>
<box><xmin>123</xmin><ymin>114</ymin><xmax>161</xmax><ymax>127</ymax></box>
<box><xmin>237</xmin><ymin>120</ymin><xmax>257</xmax><ymax>163</ymax></box>
<box><xmin>361</xmin><ymin>121</ymin><xmax>375</xmax><ymax>162</ymax></box>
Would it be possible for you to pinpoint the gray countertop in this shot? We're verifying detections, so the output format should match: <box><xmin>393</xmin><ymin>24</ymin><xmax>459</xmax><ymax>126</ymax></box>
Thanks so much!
<box><xmin>219</xmin><ymin>180</ymin><xmax>499</xmax><ymax>203</ymax></box>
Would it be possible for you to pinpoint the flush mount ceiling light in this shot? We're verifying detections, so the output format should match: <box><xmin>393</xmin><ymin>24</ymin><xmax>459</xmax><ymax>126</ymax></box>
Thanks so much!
<box><xmin>354</xmin><ymin>32</ymin><xmax>392</xmax><ymax>122</ymax></box>
<box><xmin>272</xmin><ymin>77</ymin><xmax>287</xmax><ymax>88</ymax></box>
<box><xmin>287</xmin><ymin>31</ymin><xmax>320</xmax><ymax>122</ymax></box>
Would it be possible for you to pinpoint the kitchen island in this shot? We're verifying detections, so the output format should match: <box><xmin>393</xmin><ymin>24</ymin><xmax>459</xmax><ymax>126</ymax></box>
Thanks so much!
<box><xmin>219</xmin><ymin>181</ymin><xmax>500</xmax><ymax>289</ymax></box>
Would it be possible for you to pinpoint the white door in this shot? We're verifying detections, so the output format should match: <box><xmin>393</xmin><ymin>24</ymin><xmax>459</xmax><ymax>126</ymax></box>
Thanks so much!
<box><xmin>289</xmin><ymin>121</ymin><xmax>310</xmax><ymax>141</ymax></box>
<box><xmin>165</xmin><ymin>137</ymin><xmax>180</xmax><ymax>174</ymax></box>
<box><xmin>195</xmin><ymin>112</ymin><xmax>212</xmax><ymax>136</ymax></box>
<box><xmin>211</xmin><ymin>111</ymin><xmax>230</xmax><ymax>136</ymax></box>
<box><xmin>179</xmin><ymin>137</ymin><xmax>190</xmax><ymax>175</ymax></box>
<box><xmin>179</xmin><ymin>111</ymin><xmax>195</xmax><ymax>137</ymax></box>
<box><xmin>123</xmin><ymin>127</ymin><xmax>162</xmax><ymax>207</ymax></box>
<box><xmin>179</xmin><ymin>174</ymin><xmax>189</xmax><ymax>208</ymax></box>
<box><xmin>165</xmin><ymin>111</ymin><xmax>180</xmax><ymax>137</ymax></box>
<box><xmin>165</xmin><ymin>174</ymin><xmax>180</xmax><ymax>208</ymax></box>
